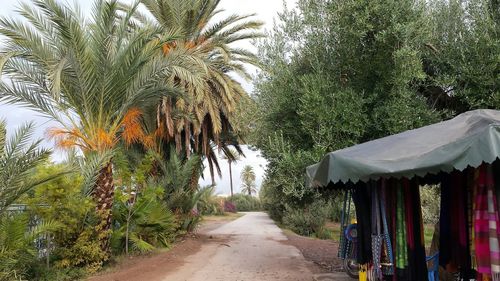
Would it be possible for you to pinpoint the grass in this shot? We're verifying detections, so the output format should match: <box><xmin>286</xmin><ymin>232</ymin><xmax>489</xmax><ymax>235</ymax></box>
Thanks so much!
<box><xmin>323</xmin><ymin>221</ymin><xmax>341</xmax><ymax>242</ymax></box>
<box><xmin>423</xmin><ymin>224</ymin><xmax>436</xmax><ymax>249</ymax></box>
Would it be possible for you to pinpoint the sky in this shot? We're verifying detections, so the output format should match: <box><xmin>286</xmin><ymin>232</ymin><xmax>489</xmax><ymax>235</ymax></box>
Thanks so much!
<box><xmin>0</xmin><ymin>0</ymin><xmax>296</xmax><ymax>196</ymax></box>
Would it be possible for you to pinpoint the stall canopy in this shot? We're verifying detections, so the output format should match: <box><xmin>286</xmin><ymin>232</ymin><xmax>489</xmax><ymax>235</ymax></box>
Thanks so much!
<box><xmin>307</xmin><ymin>109</ymin><xmax>500</xmax><ymax>186</ymax></box>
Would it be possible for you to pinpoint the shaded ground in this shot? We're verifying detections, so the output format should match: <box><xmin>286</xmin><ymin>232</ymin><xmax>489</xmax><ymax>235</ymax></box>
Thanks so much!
<box><xmin>282</xmin><ymin>230</ymin><xmax>343</xmax><ymax>274</ymax></box>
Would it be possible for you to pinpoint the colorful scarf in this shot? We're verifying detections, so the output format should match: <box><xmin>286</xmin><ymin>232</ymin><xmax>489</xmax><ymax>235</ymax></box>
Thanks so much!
<box><xmin>474</xmin><ymin>164</ymin><xmax>500</xmax><ymax>281</ymax></box>
<box><xmin>395</xmin><ymin>182</ymin><xmax>408</xmax><ymax>272</ymax></box>
<box><xmin>439</xmin><ymin>170</ymin><xmax>472</xmax><ymax>278</ymax></box>
<box><xmin>380</xmin><ymin>181</ymin><xmax>394</xmax><ymax>276</ymax></box>
<box><xmin>371</xmin><ymin>183</ymin><xmax>383</xmax><ymax>279</ymax></box>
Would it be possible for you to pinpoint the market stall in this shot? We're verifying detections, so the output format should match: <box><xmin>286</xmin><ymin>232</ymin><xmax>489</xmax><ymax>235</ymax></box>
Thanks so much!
<box><xmin>307</xmin><ymin>109</ymin><xmax>500</xmax><ymax>281</ymax></box>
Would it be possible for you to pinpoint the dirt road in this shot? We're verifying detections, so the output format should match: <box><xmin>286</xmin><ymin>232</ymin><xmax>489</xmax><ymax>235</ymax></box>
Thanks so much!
<box><xmin>90</xmin><ymin>212</ymin><xmax>353</xmax><ymax>281</ymax></box>
<box><xmin>161</xmin><ymin>212</ymin><xmax>313</xmax><ymax>281</ymax></box>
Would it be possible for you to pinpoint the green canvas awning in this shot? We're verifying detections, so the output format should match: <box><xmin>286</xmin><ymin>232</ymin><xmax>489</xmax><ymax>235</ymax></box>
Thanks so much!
<box><xmin>307</xmin><ymin>109</ymin><xmax>500</xmax><ymax>186</ymax></box>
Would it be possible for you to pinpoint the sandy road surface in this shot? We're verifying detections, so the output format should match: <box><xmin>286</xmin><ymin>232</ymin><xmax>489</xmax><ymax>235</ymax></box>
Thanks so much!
<box><xmin>161</xmin><ymin>212</ymin><xmax>314</xmax><ymax>281</ymax></box>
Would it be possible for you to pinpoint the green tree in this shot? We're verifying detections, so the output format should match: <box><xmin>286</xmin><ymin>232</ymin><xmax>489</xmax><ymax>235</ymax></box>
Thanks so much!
<box><xmin>0</xmin><ymin>0</ymin><xmax>180</xmax><ymax>254</ymax></box>
<box><xmin>254</xmin><ymin>0</ymin><xmax>444</xmax><ymax>224</ymax></box>
<box><xmin>240</xmin><ymin>165</ymin><xmax>256</xmax><ymax>196</ymax></box>
<box><xmin>425</xmin><ymin>0</ymin><xmax>500</xmax><ymax>112</ymax></box>
<box><xmin>137</xmin><ymin>0</ymin><xmax>264</xmax><ymax>182</ymax></box>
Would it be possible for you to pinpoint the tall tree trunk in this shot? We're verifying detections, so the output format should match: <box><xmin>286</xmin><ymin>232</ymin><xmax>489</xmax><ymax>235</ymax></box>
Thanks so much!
<box><xmin>229</xmin><ymin>162</ymin><xmax>233</xmax><ymax>197</ymax></box>
<box><xmin>94</xmin><ymin>162</ymin><xmax>114</xmax><ymax>255</ymax></box>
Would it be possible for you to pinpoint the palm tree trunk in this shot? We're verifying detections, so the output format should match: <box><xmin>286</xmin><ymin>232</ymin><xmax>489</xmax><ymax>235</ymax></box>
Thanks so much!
<box><xmin>229</xmin><ymin>162</ymin><xmax>233</xmax><ymax>197</ymax></box>
<box><xmin>94</xmin><ymin>161</ymin><xmax>114</xmax><ymax>254</ymax></box>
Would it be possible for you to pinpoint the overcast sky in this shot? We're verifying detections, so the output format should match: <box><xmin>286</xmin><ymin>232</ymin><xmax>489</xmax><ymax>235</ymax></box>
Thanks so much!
<box><xmin>0</xmin><ymin>0</ymin><xmax>296</xmax><ymax>196</ymax></box>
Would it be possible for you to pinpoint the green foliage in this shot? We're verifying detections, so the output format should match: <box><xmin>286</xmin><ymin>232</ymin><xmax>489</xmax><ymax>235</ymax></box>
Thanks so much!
<box><xmin>112</xmin><ymin>149</ymin><xmax>178</xmax><ymax>254</ymax></box>
<box><xmin>196</xmin><ymin>186</ymin><xmax>225</xmax><ymax>216</ymax></box>
<box><xmin>112</xmin><ymin>186</ymin><xmax>177</xmax><ymax>254</ymax></box>
<box><xmin>282</xmin><ymin>200</ymin><xmax>330</xmax><ymax>237</ymax></box>
<box><xmin>421</xmin><ymin>185</ymin><xmax>441</xmax><ymax>224</ymax></box>
<box><xmin>0</xmin><ymin>214</ymin><xmax>36</xmax><ymax>281</ymax></box>
<box><xmin>26</xmin><ymin>163</ymin><xmax>106</xmax><ymax>274</ymax></box>
<box><xmin>315</xmin><ymin>227</ymin><xmax>335</xmax><ymax>240</ymax></box>
<box><xmin>0</xmin><ymin>120</ymin><xmax>64</xmax><ymax>216</ymax></box>
<box><xmin>255</xmin><ymin>0</ymin><xmax>498</xmax><ymax>233</ymax></box>
<box><xmin>258</xmin><ymin>134</ymin><xmax>323</xmax><ymax>223</ymax></box>
<box><xmin>426</xmin><ymin>0</ymin><xmax>500</xmax><ymax>111</ymax></box>
<box><xmin>0</xmin><ymin>213</ymin><xmax>61</xmax><ymax>281</ymax></box>
<box><xmin>29</xmin><ymin>266</ymin><xmax>87</xmax><ymax>281</ymax></box>
<box><xmin>155</xmin><ymin>150</ymin><xmax>205</xmax><ymax>232</ymax></box>
<box><xmin>53</xmin><ymin>225</ymin><xmax>108</xmax><ymax>274</ymax></box>
<box><xmin>231</xmin><ymin>194</ymin><xmax>262</xmax><ymax>212</ymax></box>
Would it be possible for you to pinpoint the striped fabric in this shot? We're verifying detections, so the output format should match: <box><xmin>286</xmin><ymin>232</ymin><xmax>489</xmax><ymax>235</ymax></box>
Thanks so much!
<box><xmin>474</xmin><ymin>164</ymin><xmax>500</xmax><ymax>281</ymax></box>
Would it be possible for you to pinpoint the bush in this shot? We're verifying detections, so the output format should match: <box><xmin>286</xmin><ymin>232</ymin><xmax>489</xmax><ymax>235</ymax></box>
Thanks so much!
<box><xmin>224</xmin><ymin>201</ymin><xmax>236</xmax><ymax>213</ymax></box>
<box><xmin>112</xmin><ymin>186</ymin><xmax>177</xmax><ymax>255</ymax></box>
<box><xmin>30</xmin><ymin>266</ymin><xmax>87</xmax><ymax>281</ymax></box>
<box><xmin>0</xmin><ymin>214</ymin><xmax>37</xmax><ymax>281</ymax></box>
<box><xmin>315</xmin><ymin>227</ymin><xmax>334</xmax><ymax>240</ymax></box>
<box><xmin>26</xmin><ymin>164</ymin><xmax>107</xmax><ymax>275</ymax></box>
<box><xmin>197</xmin><ymin>186</ymin><xmax>225</xmax><ymax>216</ymax></box>
<box><xmin>282</xmin><ymin>200</ymin><xmax>330</xmax><ymax>237</ymax></box>
<box><xmin>231</xmin><ymin>194</ymin><xmax>261</xmax><ymax>211</ymax></box>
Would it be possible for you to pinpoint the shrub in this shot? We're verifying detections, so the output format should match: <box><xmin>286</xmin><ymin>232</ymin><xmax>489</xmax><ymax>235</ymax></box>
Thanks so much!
<box><xmin>0</xmin><ymin>214</ymin><xmax>37</xmax><ymax>281</ymax></box>
<box><xmin>112</xmin><ymin>186</ymin><xmax>177</xmax><ymax>255</ymax></box>
<box><xmin>197</xmin><ymin>186</ymin><xmax>225</xmax><ymax>216</ymax></box>
<box><xmin>315</xmin><ymin>227</ymin><xmax>334</xmax><ymax>240</ymax></box>
<box><xmin>26</xmin><ymin>164</ymin><xmax>107</xmax><ymax>274</ymax></box>
<box><xmin>224</xmin><ymin>201</ymin><xmax>237</xmax><ymax>213</ymax></box>
<box><xmin>282</xmin><ymin>200</ymin><xmax>330</xmax><ymax>237</ymax></box>
<box><xmin>231</xmin><ymin>194</ymin><xmax>261</xmax><ymax>211</ymax></box>
<box><xmin>29</xmin><ymin>266</ymin><xmax>87</xmax><ymax>281</ymax></box>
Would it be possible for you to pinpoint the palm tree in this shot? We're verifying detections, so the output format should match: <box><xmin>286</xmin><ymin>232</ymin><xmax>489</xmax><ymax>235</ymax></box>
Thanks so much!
<box><xmin>0</xmin><ymin>119</ymin><xmax>64</xmax><ymax>216</ymax></box>
<box><xmin>240</xmin><ymin>165</ymin><xmax>256</xmax><ymax>196</ymax></box>
<box><xmin>0</xmin><ymin>0</ymin><xmax>180</xmax><ymax>254</ymax></box>
<box><xmin>221</xmin><ymin>148</ymin><xmax>241</xmax><ymax>197</ymax></box>
<box><xmin>135</xmin><ymin>0</ymin><xmax>263</xmax><ymax>182</ymax></box>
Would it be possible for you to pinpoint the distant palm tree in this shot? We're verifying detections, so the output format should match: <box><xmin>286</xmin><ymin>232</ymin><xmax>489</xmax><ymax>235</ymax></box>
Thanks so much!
<box><xmin>221</xmin><ymin>148</ymin><xmax>241</xmax><ymax>197</ymax></box>
<box><xmin>0</xmin><ymin>0</ymin><xmax>181</xmax><ymax>254</ymax></box>
<box><xmin>240</xmin><ymin>165</ymin><xmax>256</xmax><ymax>196</ymax></box>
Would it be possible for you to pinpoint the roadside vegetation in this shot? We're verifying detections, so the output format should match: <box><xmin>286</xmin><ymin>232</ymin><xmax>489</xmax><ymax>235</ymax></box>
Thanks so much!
<box><xmin>0</xmin><ymin>0</ymin><xmax>262</xmax><ymax>279</ymax></box>
<box><xmin>255</xmin><ymin>0</ymin><xmax>498</xmax><ymax>238</ymax></box>
<box><xmin>0</xmin><ymin>0</ymin><xmax>497</xmax><ymax>278</ymax></box>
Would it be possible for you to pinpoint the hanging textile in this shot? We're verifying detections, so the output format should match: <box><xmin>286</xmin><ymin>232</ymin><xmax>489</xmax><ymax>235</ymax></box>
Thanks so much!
<box><xmin>368</xmin><ymin>180</ymin><xmax>395</xmax><ymax>279</ymax></box>
<box><xmin>474</xmin><ymin>164</ymin><xmax>500</xmax><ymax>281</ymax></box>
<box><xmin>352</xmin><ymin>183</ymin><xmax>373</xmax><ymax>265</ymax></box>
<box><xmin>380</xmin><ymin>180</ymin><xmax>394</xmax><ymax>276</ymax></box>
<box><xmin>371</xmin><ymin>182</ymin><xmax>383</xmax><ymax>279</ymax></box>
<box><xmin>339</xmin><ymin>189</ymin><xmax>351</xmax><ymax>259</ymax></box>
<box><xmin>439</xmin><ymin>170</ymin><xmax>473</xmax><ymax>279</ymax></box>
<box><xmin>407</xmin><ymin>179</ymin><xmax>428</xmax><ymax>281</ymax></box>
<box><xmin>395</xmin><ymin>181</ymin><xmax>409</xmax><ymax>280</ymax></box>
